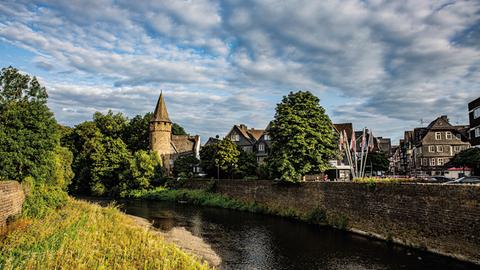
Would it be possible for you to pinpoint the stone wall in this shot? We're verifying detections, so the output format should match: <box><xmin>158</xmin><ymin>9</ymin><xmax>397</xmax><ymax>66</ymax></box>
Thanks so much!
<box><xmin>182</xmin><ymin>179</ymin><xmax>480</xmax><ymax>264</ymax></box>
<box><xmin>0</xmin><ymin>181</ymin><xmax>25</xmax><ymax>230</ymax></box>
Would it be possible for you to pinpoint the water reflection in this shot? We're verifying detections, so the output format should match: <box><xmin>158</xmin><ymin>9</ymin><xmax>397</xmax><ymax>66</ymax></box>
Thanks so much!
<box><xmin>115</xmin><ymin>200</ymin><xmax>478</xmax><ymax>270</ymax></box>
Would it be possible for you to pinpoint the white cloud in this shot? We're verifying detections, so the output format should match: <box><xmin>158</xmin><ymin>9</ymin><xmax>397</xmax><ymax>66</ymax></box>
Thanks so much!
<box><xmin>0</xmin><ymin>0</ymin><xmax>479</xmax><ymax>144</ymax></box>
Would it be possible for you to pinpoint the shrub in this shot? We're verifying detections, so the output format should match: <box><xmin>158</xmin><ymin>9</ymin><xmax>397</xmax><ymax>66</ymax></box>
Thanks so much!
<box><xmin>21</xmin><ymin>177</ymin><xmax>68</xmax><ymax>218</ymax></box>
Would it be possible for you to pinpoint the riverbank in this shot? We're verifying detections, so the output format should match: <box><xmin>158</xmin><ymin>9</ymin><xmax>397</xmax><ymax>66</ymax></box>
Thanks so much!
<box><xmin>127</xmin><ymin>181</ymin><xmax>480</xmax><ymax>265</ymax></box>
<box><xmin>0</xmin><ymin>198</ymin><xmax>212</xmax><ymax>270</ymax></box>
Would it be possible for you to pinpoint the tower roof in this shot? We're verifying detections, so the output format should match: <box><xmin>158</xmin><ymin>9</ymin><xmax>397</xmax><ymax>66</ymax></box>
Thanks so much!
<box><xmin>151</xmin><ymin>92</ymin><xmax>171</xmax><ymax>122</ymax></box>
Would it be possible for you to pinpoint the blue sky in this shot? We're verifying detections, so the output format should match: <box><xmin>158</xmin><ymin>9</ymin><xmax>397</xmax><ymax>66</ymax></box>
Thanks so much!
<box><xmin>1</xmin><ymin>0</ymin><xmax>479</xmax><ymax>144</ymax></box>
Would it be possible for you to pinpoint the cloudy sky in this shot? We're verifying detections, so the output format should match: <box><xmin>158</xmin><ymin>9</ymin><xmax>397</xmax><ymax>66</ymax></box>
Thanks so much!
<box><xmin>1</xmin><ymin>0</ymin><xmax>479</xmax><ymax>144</ymax></box>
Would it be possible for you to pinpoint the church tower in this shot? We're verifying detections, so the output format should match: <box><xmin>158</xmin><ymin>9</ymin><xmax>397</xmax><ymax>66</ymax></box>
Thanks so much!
<box><xmin>149</xmin><ymin>92</ymin><xmax>172</xmax><ymax>170</ymax></box>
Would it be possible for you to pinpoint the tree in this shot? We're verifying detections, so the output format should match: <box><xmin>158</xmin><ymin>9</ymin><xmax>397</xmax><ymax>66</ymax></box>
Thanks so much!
<box><xmin>172</xmin><ymin>122</ymin><xmax>188</xmax><ymax>135</ymax></box>
<box><xmin>126</xmin><ymin>150</ymin><xmax>162</xmax><ymax>191</ymax></box>
<box><xmin>200</xmin><ymin>139</ymin><xmax>240</xmax><ymax>178</ymax></box>
<box><xmin>268</xmin><ymin>91</ymin><xmax>337</xmax><ymax>182</ymax></box>
<box><xmin>123</xmin><ymin>112</ymin><xmax>152</xmax><ymax>151</ymax></box>
<box><xmin>365</xmin><ymin>152</ymin><xmax>389</xmax><ymax>173</ymax></box>
<box><xmin>93</xmin><ymin>110</ymin><xmax>128</xmax><ymax>140</ymax></box>
<box><xmin>173</xmin><ymin>155</ymin><xmax>200</xmax><ymax>177</ymax></box>
<box><xmin>233</xmin><ymin>149</ymin><xmax>258</xmax><ymax>179</ymax></box>
<box><xmin>449</xmin><ymin>148</ymin><xmax>480</xmax><ymax>175</ymax></box>
<box><xmin>0</xmin><ymin>66</ymin><xmax>60</xmax><ymax>182</ymax></box>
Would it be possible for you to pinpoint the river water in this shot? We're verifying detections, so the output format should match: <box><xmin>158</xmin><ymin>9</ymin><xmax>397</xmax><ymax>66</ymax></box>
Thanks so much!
<box><xmin>112</xmin><ymin>199</ymin><xmax>477</xmax><ymax>270</ymax></box>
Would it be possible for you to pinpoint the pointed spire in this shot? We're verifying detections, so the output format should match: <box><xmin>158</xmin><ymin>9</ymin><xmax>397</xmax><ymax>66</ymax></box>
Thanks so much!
<box><xmin>151</xmin><ymin>91</ymin><xmax>171</xmax><ymax>122</ymax></box>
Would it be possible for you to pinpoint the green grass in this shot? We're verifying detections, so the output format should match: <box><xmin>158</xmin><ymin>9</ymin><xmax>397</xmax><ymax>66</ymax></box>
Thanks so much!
<box><xmin>0</xmin><ymin>198</ymin><xmax>212</xmax><ymax>270</ymax></box>
<box><xmin>127</xmin><ymin>188</ymin><xmax>346</xmax><ymax>229</ymax></box>
<box><xmin>353</xmin><ymin>177</ymin><xmax>418</xmax><ymax>183</ymax></box>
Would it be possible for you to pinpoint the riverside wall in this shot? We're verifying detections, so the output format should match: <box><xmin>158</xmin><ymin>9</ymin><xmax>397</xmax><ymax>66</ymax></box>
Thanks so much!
<box><xmin>0</xmin><ymin>181</ymin><xmax>25</xmax><ymax>230</ymax></box>
<box><xmin>182</xmin><ymin>179</ymin><xmax>480</xmax><ymax>264</ymax></box>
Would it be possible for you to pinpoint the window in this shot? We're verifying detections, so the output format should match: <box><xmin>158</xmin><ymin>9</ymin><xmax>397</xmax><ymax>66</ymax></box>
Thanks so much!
<box><xmin>445</xmin><ymin>131</ymin><xmax>452</xmax><ymax>140</ymax></box>
<box><xmin>264</xmin><ymin>134</ymin><xmax>270</xmax><ymax>141</ymax></box>
<box><xmin>231</xmin><ymin>133</ymin><xmax>240</xmax><ymax>141</ymax></box>
<box><xmin>436</xmin><ymin>145</ymin><xmax>443</xmax><ymax>152</ymax></box>
<box><xmin>476</xmin><ymin>127</ymin><xmax>480</xmax><ymax>138</ymax></box>
<box><xmin>429</xmin><ymin>145</ymin><xmax>435</xmax><ymax>152</ymax></box>
<box><xmin>435</xmin><ymin>132</ymin><xmax>441</xmax><ymax>140</ymax></box>
<box><xmin>422</xmin><ymin>158</ymin><xmax>428</xmax><ymax>166</ymax></box>
<box><xmin>454</xmin><ymin>146</ymin><xmax>460</xmax><ymax>152</ymax></box>
<box><xmin>430</xmin><ymin>158</ymin><xmax>436</xmax><ymax>166</ymax></box>
<box><xmin>474</xmin><ymin>107</ymin><xmax>480</xmax><ymax>119</ymax></box>
<box><xmin>437</xmin><ymin>158</ymin><xmax>444</xmax><ymax>166</ymax></box>
<box><xmin>258</xmin><ymin>143</ymin><xmax>265</xmax><ymax>151</ymax></box>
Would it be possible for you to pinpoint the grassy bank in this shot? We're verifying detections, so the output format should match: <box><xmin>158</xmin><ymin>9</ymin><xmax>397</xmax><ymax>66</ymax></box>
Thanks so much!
<box><xmin>127</xmin><ymin>187</ymin><xmax>348</xmax><ymax>229</ymax></box>
<box><xmin>0</xmin><ymin>198</ymin><xmax>211</xmax><ymax>270</ymax></box>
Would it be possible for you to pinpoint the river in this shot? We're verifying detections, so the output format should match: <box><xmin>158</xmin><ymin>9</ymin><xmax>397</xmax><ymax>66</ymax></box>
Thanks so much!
<box><xmin>108</xmin><ymin>199</ymin><xmax>478</xmax><ymax>270</ymax></box>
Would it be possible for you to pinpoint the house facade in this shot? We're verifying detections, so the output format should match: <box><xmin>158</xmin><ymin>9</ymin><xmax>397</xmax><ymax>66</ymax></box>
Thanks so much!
<box><xmin>412</xmin><ymin>115</ymin><xmax>470</xmax><ymax>176</ymax></box>
<box><xmin>468</xmin><ymin>97</ymin><xmax>480</xmax><ymax>147</ymax></box>
<box><xmin>225</xmin><ymin>124</ymin><xmax>267</xmax><ymax>163</ymax></box>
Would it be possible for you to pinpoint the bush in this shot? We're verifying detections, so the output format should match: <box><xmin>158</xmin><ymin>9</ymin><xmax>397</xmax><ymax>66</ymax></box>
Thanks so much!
<box><xmin>21</xmin><ymin>177</ymin><xmax>68</xmax><ymax>218</ymax></box>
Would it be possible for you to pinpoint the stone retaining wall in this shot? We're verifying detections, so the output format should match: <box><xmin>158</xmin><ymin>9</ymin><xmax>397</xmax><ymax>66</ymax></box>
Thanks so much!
<box><xmin>182</xmin><ymin>179</ymin><xmax>480</xmax><ymax>264</ymax></box>
<box><xmin>0</xmin><ymin>181</ymin><xmax>25</xmax><ymax>230</ymax></box>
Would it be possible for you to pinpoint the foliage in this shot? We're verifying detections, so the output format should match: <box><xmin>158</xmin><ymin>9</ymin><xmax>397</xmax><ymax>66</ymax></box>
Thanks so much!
<box><xmin>172</xmin><ymin>122</ymin><xmax>188</xmax><ymax>135</ymax></box>
<box><xmin>126</xmin><ymin>150</ymin><xmax>163</xmax><ymax>192</ymax></box>
<box><xmin>199</xmin><ymin>139</ymin><xmax>240</xmax><ymax>178</ymax></box>
<box><xmin>365</xmin><ymin>152</ymin><xmax>390</xmax><ymax>172</ymax></box>
<box><xmin>353</xmin><ymin>177</ymin><xmax>417</xmax><ymax>183</ymax></box>
<box><xmin>268</xmin><ymin>91</ymin><xmax>338</xmax><ymax>182</ymax></box>
<box><xmin>0</xmin><ymin>66</ymin><xmax>59</xmax><ymax>182</ymax></box>
<box><xmin>52</xmin><ymin>146</ymin><xmax>74</xmax><ymax>190</ymax></box>
<box><xmin>21</xmin><ymin>177</ymin><xmax>68</xmax><ymax>219</ymax></box>
<box><xmin>89</xmin><ymin>137</ymin><xmax>132</xmax><ymax>196</ymax></box>
<box><xmin>449</xmin><ymin>147</ymin><xmax>480</xmax><ymax>173</ymax></box>
<box><xmin>0</xmin><ymin>199</ymin><xmax>211</xmax><ymax>270</ymax></box>
<box><xmin>93</xmin><ymin>110</ymin><xmax>129</xmax><ymax>140</ymax></box>
<box><xmin>233</xmin><ymin>149</ymin><xmax>258</xmax><ymax>179</ymax></box>
<box><xmin>173</xmin><ymin>155</ymin><xmax>200</xmax><ymax>177</ymax></box>
<box><xmin>123</xmin><ymin>112</ymin><xmax>152</xmax><ymax>151</ymax></box>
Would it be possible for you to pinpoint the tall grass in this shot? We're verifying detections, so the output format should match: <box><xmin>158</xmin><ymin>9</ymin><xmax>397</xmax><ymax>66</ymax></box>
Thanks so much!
<box><xmin>0</xmin><ymin>198</ymin><xmax>212</xmax><ymax>270</ymax></box>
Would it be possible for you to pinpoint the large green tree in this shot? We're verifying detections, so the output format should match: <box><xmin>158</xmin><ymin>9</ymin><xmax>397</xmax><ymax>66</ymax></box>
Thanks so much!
<box><xmin>173</xmin><ymin>155</ymin><xmax>199</xmax><ymax>177</ymax></box>
<box><xmin>365</xmin><ymin>152</ymin><xmax>390</xmax><ymax>173</ymax></box>
<box><xmin>0</xmin><ymin>66</ymin><xmax>61</xmax><ymax>182</ymax></box>
<box><xmin>200</xmin><ymin>139</ymin><xmax>240</xmax><ymax>179</ymax></box>
<box><xmin>268</xmin><ymin>91</ymin><xmax>337</xmax><ymax>182</ymax></box>
<box><xmin>93</xmin><ymin>110</ymin><xmax>128</xmax><ymax>140</ymax></box>
<box><xmin>123</xmin><ymin>112</ymin><xmax>152</xmax><ymax>152</ymax></box>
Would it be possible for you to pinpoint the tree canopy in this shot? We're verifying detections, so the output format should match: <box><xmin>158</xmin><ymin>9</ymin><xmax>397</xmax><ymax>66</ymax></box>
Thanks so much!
<box><xmin>268</xmin><ymin>91</ymin><xmax>337</xmax><ymax>182</ymax></box>
<box><xmin>449</xmin><ymin>147</ymin><xmax>480</xmax><ymax>174</ymax></box>
<box><xmin>0</xmin><ymin>66</ymin><xmax>62</xmax><ymax>182</ymax></box>
<box><xmin>200</xmin><ymin>139</ymin><xmax>241</xmax><ymax>179</ymax></box>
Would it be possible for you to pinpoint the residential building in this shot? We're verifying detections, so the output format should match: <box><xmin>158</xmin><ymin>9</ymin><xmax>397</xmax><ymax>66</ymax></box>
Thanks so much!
<box><xmin>253</xmin><ymin>122</ymin><xmax>272</xmax><ymax>164</ymax></box>
<box><xmin>468</xmin><ymin>97</ymin><xmax>480</xmax><ymax>147</ymax></box>
<box><xmin>149</xmin><ymin>92</ymin><xmax>201</xmax><ymax>174</ymax></box>
<box><xmin>411</xmin><ymin>115</ymin><xmax>470</xmax><ymax>176</ymax></box>
<box><xmin>225</xmin><ymin>124</ymin><xmax>264</xmax><ymax>153</ymax></box>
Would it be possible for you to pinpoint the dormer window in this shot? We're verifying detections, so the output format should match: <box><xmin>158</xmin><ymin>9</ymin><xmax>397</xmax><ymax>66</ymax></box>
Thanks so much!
<box><xmin>258</xmin><ymin>143</ymin><xmax>265</xmax><ymax>151</ymax></box>
<box><xmin>264</xmin><ymin>134</ymin><xmax>270</xmax><ymax>141</ymax></box>
<box><xmin>435</xmin><ymin>132</ymin><xmax>441</xmax><ymax>140</ymax></box>
<box><xmin>445</xmin><ymin>131</ymin><xmax>452</xmax><ymax>140</ymax></box>
<box><xmin>231</xmin><ymin>133</ymin><xmax>240</xmax><ymax>141</ymax></box>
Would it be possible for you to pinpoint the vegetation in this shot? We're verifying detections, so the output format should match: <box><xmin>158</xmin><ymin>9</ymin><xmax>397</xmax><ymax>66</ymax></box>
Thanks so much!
<box><xmin>0</xmin><ymin>199</ymin><xmax>211</xmax><ymax>270</ymax></box>
<box><xmin>353</xmin><ymin>177</ymin><xmax>417</xmax><ymax>183</ymax></box>
<box><xmin>268</xmin><ymin>91</ymin><xmax>338</xmax><ymax>182</ymax></box>
<box><xmin>448</xmin><ymin>147</ymin><xmax>480</xmax><ymax>175</ymax></box>
<box><xmin>172</xmin><ymin>122</ymin><xmax>188</xmax><ymax>135</ymax></box>
<box><xmin>173</xmin><ymin>155</ymin><xmax>200</xmax><ymax>177</ymax></box>
<box><xmin>365</xmin><ymin>152</ymin><xmax>390</xmax><ymax>174</ymax></box>
<box><xmin>0</xmin><ymin>66</ymin><xmax>62</xmax><ymax>182</ymax></box>
<box><xmin>200</xmin><ymin>138</ymin><xmax>242</xmax><ymax>179</ymax></box>
<box><xmin>127</xmin><ymin>187</ymin><xmax>348</xmax><ymax>229</ymax></box>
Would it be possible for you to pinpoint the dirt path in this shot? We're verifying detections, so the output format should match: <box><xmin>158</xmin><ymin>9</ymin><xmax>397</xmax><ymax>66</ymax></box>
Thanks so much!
<box><xmin>128</xmin><ymin>214</ymin><xmax>222</xmax><ymax>267</ymax></box>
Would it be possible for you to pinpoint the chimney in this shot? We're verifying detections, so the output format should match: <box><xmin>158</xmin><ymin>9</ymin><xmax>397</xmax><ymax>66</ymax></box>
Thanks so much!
<box><xmin>440</xmin><ymin>115</ymin><xmax>449</xmax><ymax>122</ymax></box>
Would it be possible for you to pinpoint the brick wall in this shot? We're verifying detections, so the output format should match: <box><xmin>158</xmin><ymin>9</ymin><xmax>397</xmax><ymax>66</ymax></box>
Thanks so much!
<box><xmin>0</xmin><ymin>181</ymin><xmax>25</xmax><ymax>229</ymax></box>
<box><xmin>182</xmin><ymin>179</ymin><xmax>480</xmax><ymax>264</ymax></box>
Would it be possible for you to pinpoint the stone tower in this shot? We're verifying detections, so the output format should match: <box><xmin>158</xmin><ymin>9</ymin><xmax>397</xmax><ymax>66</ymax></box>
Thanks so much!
<box><xmin>149</xmin><ymin>92</ymin><xmax>172</xmax><ymax>171</ymax></box>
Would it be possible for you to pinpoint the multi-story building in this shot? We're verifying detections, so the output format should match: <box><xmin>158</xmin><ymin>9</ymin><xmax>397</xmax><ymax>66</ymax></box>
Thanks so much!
<box><xmin>412</xmin><ymin>115</ymin><xmax>470</xmax><ymax>176</ymax></box>
<box><xmin>468</xmin><ymin>97</ymin><xmax>480</xmax><ymax>147</ymax></box>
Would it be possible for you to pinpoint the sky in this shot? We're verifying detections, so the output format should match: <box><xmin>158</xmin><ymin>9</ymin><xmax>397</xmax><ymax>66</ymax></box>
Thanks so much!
<box><xmin>1</xmin><ymin>0</ymin><xmax>479</xmax><ymax>144</ymax></box>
